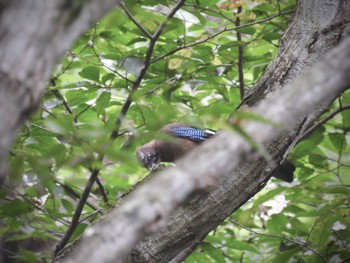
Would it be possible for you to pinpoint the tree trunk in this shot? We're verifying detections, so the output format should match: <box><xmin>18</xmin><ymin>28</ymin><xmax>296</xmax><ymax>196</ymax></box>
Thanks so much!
<box><xmin>0</xmin><ymin>0</ymin><xmax>121</xmax><ymax>184</ymax></box>
<box><xmin>59</xmin><ymin>1</ymin><xmax>350</xmax><ymax>263</ymax></box>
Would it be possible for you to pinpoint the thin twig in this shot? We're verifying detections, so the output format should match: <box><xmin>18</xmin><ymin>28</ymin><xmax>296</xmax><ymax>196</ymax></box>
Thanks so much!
<box><xmin>184</xmin><ymin>3</ymin><xmax>236</xmax><ymax>24</ymax></box>
<box><xmin>3</xmin><ymin>185</ymin><xmax>70</xmax><ymax>227</ymax></box>
<box><xmin>239</xmin><ymin>251</ymin><xmax>245</xmax><ymax>263</ymax></box>
<box><xmin>95</xmin><ymin>177</ymin><xmax>109</xmax><ymax>204</ymax></box>
<box><xmin>120</xmin><ymin>2</ymin><xmax>152</xmax><ymax>39</ymax></box>
<box><xmin>54</xmin><ymin>43</ymin><xmax>111</xmax><ymax>206</ymax></box>
<box><xmin>118</xmin><ymin>124</ymin><xmax>145</xmax><ymax>137</ymax></box>
<box><xmin>52</xmin><ymin>89</ymin><xmax>73</xmax><ymax>115</ymax></box>
<box><xmin>323</xmin><ymin>221</ymin><xmax>350</xmax><ymax>255</ymax></box>
<box><xmin>79</xmin><ymin>25</ymin><xmax>131</xmax><ymax>84</ymax></box>
<box><xmin>26</xmin><ymin>121</ymin><xmax>60</xmax><ymax>135</ymax></box>
<box><xmin>79</xmin><ymin>208</ymin><xmax>103</xmax><ymax>223</ymax></box>
<box><xmin>54</xmin><ymin>61</ymin><xmax>109</xmax><ymax>203</ymax></box>
<box><xmin>235</xmin><ymin>5</ymin><xmax>245</xmax><ymax>100</ymax></box>
<box><xmin>151</xmin><ymin>9</ymin><xmax>294</xmax><ymax>63</ymax></box>
<box><xmin>90</xmin><ymin>44</ymin><xmax>132</xmax><ymax>84</ymax></box>
<box><xmin>54</xmin><ymin>179</ymin><xmax>100</xmax><ymax>211</ymax></box>
<box><xmin>40</xmin><ymin>106</ymin><xmax>58</xmax><ymax>119</ymax></box>
<box><xmin>230</xmin><ymin>219</ymin><xmax>328</xmax><ymax>262</ymax></box>
<box><xmin>298</xmin><ymin>103</ymin><xmax>350</xmax><ymax>142</ymax></box>
<box><xmin>74</xmin><ymin>104</ymin><xmax>92</xmax><ymax>123</ymax></box>
<box><xmin>111</xmin><ymin>0</ymin><xmax>186</xmax><ymax>139</ymax></box>
<box><xmin>55</xmin><ymin>163</ymin><xmax>102</xmax><ymax>255</ymax></box>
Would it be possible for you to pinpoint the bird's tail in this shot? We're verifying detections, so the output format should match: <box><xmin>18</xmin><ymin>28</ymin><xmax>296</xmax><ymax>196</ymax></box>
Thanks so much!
<box><xmin>271</xmin><ymin>161</ymin><xmax>295</xmax><ymax>182</ymax></box>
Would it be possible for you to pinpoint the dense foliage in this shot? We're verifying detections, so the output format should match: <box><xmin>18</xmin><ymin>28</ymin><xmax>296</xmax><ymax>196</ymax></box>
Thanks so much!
<box><xmin>1</xmin><ymin>0</ymin><xmax>349</xmax><ymax>262</ymax></box>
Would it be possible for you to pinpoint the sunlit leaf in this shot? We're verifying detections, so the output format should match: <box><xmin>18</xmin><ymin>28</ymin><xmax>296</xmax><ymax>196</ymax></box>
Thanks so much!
<box><xmin>79</xmin><ymin>66</ymin><xmax>100</xmax><ymax>82</ymax></box>
<box><xmin>95</xmin><ymin>91</ymin><xmax>111</xmax><ymax>115</ymax></box>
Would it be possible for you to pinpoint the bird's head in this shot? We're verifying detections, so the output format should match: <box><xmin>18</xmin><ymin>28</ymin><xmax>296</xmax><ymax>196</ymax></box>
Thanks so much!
<box><xmin>136</xmin><ymin>141</ymin><xmax>161</xmax><ymax>170</ymax></box>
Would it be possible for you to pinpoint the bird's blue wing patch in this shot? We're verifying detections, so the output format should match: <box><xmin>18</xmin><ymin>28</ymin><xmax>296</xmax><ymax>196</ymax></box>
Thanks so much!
<box><xmin>171</xmin><ymin>127</ymin><xmax>212</xmax><ymax>142</ymax></box>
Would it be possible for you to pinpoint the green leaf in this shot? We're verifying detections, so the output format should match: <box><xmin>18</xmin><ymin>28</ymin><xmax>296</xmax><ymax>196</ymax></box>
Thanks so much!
<box><xmin>127</xmin><ymin>37</ymin><xmax>148</xmax><ymax>45</ymax></box>
<box><xmin>263</xmin><ymin>32</ymin><xmax>282</xmax><ymax>42</ymax></box>
<box><xmin>270</xmin><ymin>247</ymin><xmax>300</xmax><ymax>263</ymax></box>
<box><xmin>61</xmin><ymin>199</ymin><xmax>75</xmax><ymax>213</ymax></box>
<box><xmin>201</xmin><ymin>243</ymin><xmax>226</xmax><ymax>263</ymax></box>
<box><xmin>293</xmin><ymin>126</ymin><xmax>325</xmax><ymax>158</ymax></box>
<box><xmin>0</xmin><ymin>199</ymin><xmax>34</xmax><ymax>217</ymax></box>
<box><xmin>341</xmin><ymin>108</ymin><xmax>350</xmax><ymax>126</ymax></box>
<box><xmin>7</xmin><ymin>233</ymin><xmax>32</xmax><ymax>242</ymax></box>
<box><xmin>266</xmin><ymin>214</ymin><xmax>289</xmax><ymax>232</ymax></box>
<box><xmin>290</xmin><ymin>218</ymin><xmax>309</xmax><ymax>235</ymax></box>
<box><xmin>236</xmin><ymin>27</ymin><xmax>256</xmax><ymax>35</ymax></box>
<box><xmin>308</xmin><ymin>152</ymin><xmax>327</xmax><ymax>167</ymax></box>
<box><xmin>17</xmin><ymin>250</ymin><xmax>38</xmax><ymax>263</ymax></box>
<box><xmin>70</xmin><ymin>223</ymin><xmax>89</xmax><ymax>242</ymax></box>
<box><xmin>95</xmin><ymin>91</ymin><xmax>111</xmax><ymax>115</ymax></box>
<box><xmin>253</xmin><ymin>3</ymin><xmax>275</xmax><ymax>12</ymax></box>
<box><xmin>339</xmin><ymin>166</ymin><xmax>350</xmax><ymax>184</ymax></box>
<box><xmin>65</xmin><ymin>88</ymin><xmax>98</xmax><ymax>106</ymax></box>
<box><xmin>225</xmin><ymin>239</ymin><xmax>258</xmax><ymax>253</ymax></box>
<box><xmin>329</xmin><ymin>132</ymin><xmax>347</xmax><ymax>150</ymax></box>
<box><xmin>102</xmin><ymin>73</ymin><xmax>116</xmax><ymax>84</ymax></box>
<box><xmin>79</xmin><ymin>66</ymin><xmax>100</xmax><ymax>82</ymax></box>
<box><xmin>103</xmin><ymin>53</ymin><xmax>122</xmax><ymax>61</ymax></box>
<box><xmin>253</xmin><ymin>187</ymin><xmax>286</xmax><ymax>207</ymax></box>
<box><xmin>49</xmin><ymin>144</ymin><xmax>67</xmax><ymax>166</ymax></box>
<box><xmin>9</xmin><ymin>156</ymin><xmax>24</xmax><ymax>181</ymax></box>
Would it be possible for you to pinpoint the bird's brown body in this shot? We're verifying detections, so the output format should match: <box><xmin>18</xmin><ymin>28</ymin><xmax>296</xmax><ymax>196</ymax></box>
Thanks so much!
<box><xmin>136</xmin><ymin>123</ymin><xmax>294</xmax><ymax>182</ymax></box>
<box><xmin>136</xmin><ymin>123</ymin><xmax>203</xmax><ymax>169</ymax></box>
<box><xmin>158</xmin><ymin>123</ymin><xmax>201</xmax><ymax>161</ymax></box>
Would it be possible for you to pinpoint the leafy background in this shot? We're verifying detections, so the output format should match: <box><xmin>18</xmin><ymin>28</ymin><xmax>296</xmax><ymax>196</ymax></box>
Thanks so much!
<box><xmin>1</xmin><ymin>0</ymin><xmax>350</xmax><ymax>262</ymax></box>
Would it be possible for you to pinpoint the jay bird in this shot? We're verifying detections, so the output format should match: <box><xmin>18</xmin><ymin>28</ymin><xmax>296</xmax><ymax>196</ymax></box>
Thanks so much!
<box><xmin>136</xmin><ymin>122</ymin><xmax>294</xmax><ymax>182</ymax></box>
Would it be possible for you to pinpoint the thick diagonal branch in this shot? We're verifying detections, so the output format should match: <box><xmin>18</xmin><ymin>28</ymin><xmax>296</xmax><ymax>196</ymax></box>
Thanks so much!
<box><xmin>63</xmin><ymin>33</ymin><xmax>350</xmax><ymax>263</ymax></box>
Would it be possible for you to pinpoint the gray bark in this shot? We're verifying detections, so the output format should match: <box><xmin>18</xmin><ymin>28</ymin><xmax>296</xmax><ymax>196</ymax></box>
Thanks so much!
<box><xmin>60</xmin><ymin>1</ymin><xmax>350</xmax><ymax>263</ymax></box>
<box><xmin>0</xmin><ymin>0</ymin><xmax>121</xmax><ymax>184</ymax></box>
